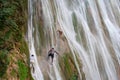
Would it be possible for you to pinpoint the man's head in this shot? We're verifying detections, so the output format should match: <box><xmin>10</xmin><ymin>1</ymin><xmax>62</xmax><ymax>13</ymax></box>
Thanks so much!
<box><xmin>31</xmin><ymin>54</ymin><xmax>34</xmax><ymax>57</ymax></box>
<box><xmin>52</xmin><ymin>48</ymin><xmax>54</xmax><ymax>50</ymax></box>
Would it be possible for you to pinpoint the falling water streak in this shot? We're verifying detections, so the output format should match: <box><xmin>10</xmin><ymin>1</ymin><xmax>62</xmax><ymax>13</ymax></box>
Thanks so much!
<box><xmin>52</xmin><ymin>0</ymin><xmax>83</xmax><ymax>79</ymax></box>
<box><xmin>75</xmin><ymin>9</ymin><xmax>101</xmax><ymax>80</ymax></box>
<box><xmin>53</xmin><ymin>0</ymin><xmax>88</xmax><ymax>79</ymax></box>
<box><xmin>41</xmin><ymin>0</ymin><xmax>63</xmax><ymax>79</ymax></box>
<box><xmin>96</xmin><ymin>1</ymin><xmax>119</xmax><ymax>79</ymax></box>
<box><xmin>28</xmin><ymin>0</ymin><xmax>44</xmax><ymax>80</ymax></box>
<box><xmin>104</xmin><ymin>0</ymin><xmax>118</xmax><ymax>26</ymax></box>
<box><xmin>53</xmin><ymin>0</ymin><xmax>103</xmax><ymax>79</ymax></box>
<box><xmin>48</xmin><ymin>65</ymin><xmax>55</xmax><ymax>80</ymax></box>
<box><xmin>71</xmin><ymin>9</ymin><xmax>99</xmax><ymax>80</ymax></box>
<box><xmin>97</xmin><ymin>0</ymin><xmax>120</xmax><ymax>65</ymax></box>
<box><xmin>68</xmin><ymin>43</ymin><xmax>83</xmax><ymax>80</ymax></box>
<box><xmin>109</xmin><ymin>0</ymin><xmax>120</xmax><ymax>27</ymax></box>
<box><xmin>54</xmin><ymin>0</ymin><xmax>119</xmax><ymax>80</ymax></box>
<box><xmin>28</xmin><ymin>0</ymin><xmax>120</xmax><ymax>80</ymax></box>
<box><xmin>87</xmin><ymin>0</ymin><xmax>119</xmax><ymax>79</ymax></box>
<box><xmin>112</xmin><ymin>0</ymin><xmax>120</xmax><ymax>14</ymax></box>
<box><xmin>54</xmin><ymin>2</ymin><xmax>87</xmax><ymax>80</ymax></box>
<box><xmin>53</xmin><ymin>56</ymin><xmax>62</xmax><ymax>80</ymax></box>
<box><xmin>41</xmin><ymin>0</ymin><xmax>55</xmax><ymax>47</ymax></box>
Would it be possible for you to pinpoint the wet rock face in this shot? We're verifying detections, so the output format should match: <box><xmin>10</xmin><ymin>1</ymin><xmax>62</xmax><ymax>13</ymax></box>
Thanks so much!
<box><xmin>57</xmin><ymin>32</ymin><xmax>70</xmax><ymax>55</ymax></box>
<box><xmin>29</xmin><ymin>6</ymin><xmax>86</xmax><ymax>79</ymax></box>
<box><xmin>34</xmin><ymin>21</ymin><xmax>82</xmax><ymax>79</ymax></box>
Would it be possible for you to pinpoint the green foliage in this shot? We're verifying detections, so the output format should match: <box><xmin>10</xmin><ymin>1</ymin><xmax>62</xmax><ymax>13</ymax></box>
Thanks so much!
<box><xmin>0</xmin><ymin>0</ymin><xmax>17</xmax><ymax>29</ymax></box>
<box><xmin>10</xmin><ymin>69</ymin><xmax>16</xmax><ymax>77</ymax></box>
<box><xmin>19</xmin><ymin>40</ymin><xmax>29</xmax><ymax>56</ymax></box>
<box><xmin>0</xmin><ymin>0</ymin><xmax>26</xmax><ymax>50</ymax></box>
<box><xmin>18</xmin><ymin>60</ymin><xmax>28</xmax><ymax>80</ymax></box>
<box><xmin>0</xmin><ymin>30</ymin><xmax>13</xmax><ymax>51</ymax></box>
<box><xmin>70</xmin><ymin>73</ymin><xmax>78</xmax><ymax>80</ymax></box>
<box><xmin>0</xmin><ymin>0</ymin><xmax>25</xmax><ymax>34</ymax></box>
<box><xmin>4</xmin><ymin>30</ymin><xmax>13</xmax><ymax>41</ymax></box>
<box><xmin>63</xmin><ymin>55</ymin><xmax>71</xmax><ymax>74</ymax></box>
<box><xmin>59</xmin><ymin>53</ymin><xmax>79</xmax><ymax>80</ymax></box>
<box><xmin>0</xmin><ymin>38</ymin><xmax>4</xmax><ymax>45</ymax></box>
<box><xmin>0</xmin><ymin>5</ymin><xmax>16</xmax><ymax>17</ymax></box>
<box><xmin>72</xmin><ymin>12</ymin><xmax>77</xmax><ymax>31</ymax></box>
<box><xmin>0</xmin><ymin>50</ymin><xmax>9</xmax><ymax>77</ymax></box>
<box><xmin>6</xmin><ymin>19</ymin><xmax>18</xmax><ymax>30</ymax></box>
<box><xmin>0</xmin><ymin>0</ymin><xmax>28</xmax><ymax>79</ymax></box>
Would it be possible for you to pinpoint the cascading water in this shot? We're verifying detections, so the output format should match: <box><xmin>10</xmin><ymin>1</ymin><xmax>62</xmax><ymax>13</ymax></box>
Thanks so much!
<box><xmin>27</xmin><ymin>0</ymin><xmax>120</xmax><ymax>80</ymax></box>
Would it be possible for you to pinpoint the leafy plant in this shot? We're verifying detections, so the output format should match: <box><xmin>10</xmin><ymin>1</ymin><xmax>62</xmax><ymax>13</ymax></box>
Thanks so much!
<box><xmin>4</xmin><ymin>30</ymin><xmax>13</xmax><ymax>41</ymax></box>
<box><xmin>0</xmin><ymin>50</ymin><xmax>9</xmax><ymax>77</ymax></box>
<box><xmin>70</xmin><ymin>73</ymin><xmax>78</xmax><ymax>80</ymax></box>
<box><xmin>63</xmin><ymin>55</ymin><xmax>71</xmax><ymax>74</ymax></box>
<box><xmin>0</xmin><ymin>0</ymin><xmax>29</xmax><ymax>79</ymax></box>
<box><xmin>18</xmin><ymin>60</ymin><xmax>28</xmax><ymax>80</ymax></box>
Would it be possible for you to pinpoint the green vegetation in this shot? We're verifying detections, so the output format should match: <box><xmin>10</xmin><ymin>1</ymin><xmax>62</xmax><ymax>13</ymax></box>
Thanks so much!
<box><xmin>72</xmin><ymin>12</ymin><xmax>77</xmax><ymax>30</ymax></box>
<box><xmin>18</xmin><ymin>60</ymin><xmax>28</xmax><ymax>80</ymax></box>
<box><xmin>70</xmin><ymin>73</ymin><xmax>78</xmax><ymax>80</ymax></box>
<box><xmin>0</xmin><ymin>0</ymin><xmax>31</xmax><ymax>79</ymax></box>
<box><xmin>0</xmin><ymin>50</ymin><xmax>9</xmax><ymax>77</ymax></box>
<box><xmin>0</xmin><ymin>0</ymin><xmax>25</xmax><ymax>50</ymax></box>
<box><xmin>59</xmin><ymin>53</ymin><xmax>78</xmax><ymax>80</ymax></box>
<box><xmin>63</xmin><ymin>54</ymin><xmax>72</xmax><ymax>75</ymax></box>
<box><xmin>19</xmin><ymin>39</ymin><xmax>29</xmax><ymax>56</ymax></box>
<box><xmin>10</xmin><ymin>69</ymin><xmax>17</xmax><ymax>77</ymax></box>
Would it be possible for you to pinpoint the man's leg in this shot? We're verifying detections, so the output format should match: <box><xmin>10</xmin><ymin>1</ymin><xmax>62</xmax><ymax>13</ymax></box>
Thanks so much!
<box><xmin>51</xmin><ymin>55</ymin><xmax>54</xmax><ymax>64</ymax></box>
<box><xmin>48</xmin><ymin>54</ymin><xmax>51</xmax><ymax>60</ymax></box>
<box><xmin>32</xmin><ymin>64</ymin><xmax>35</xmax><ymax>73</ymax></box>
<box><xmin>30</xmin><ymin>62</ymin><xmax>35</xmax><ymax>73</ymax></box>
<box><xmin>51</xmin><ymin>57</ymin><xmax>53</xmax><ymax>63</ymax></box>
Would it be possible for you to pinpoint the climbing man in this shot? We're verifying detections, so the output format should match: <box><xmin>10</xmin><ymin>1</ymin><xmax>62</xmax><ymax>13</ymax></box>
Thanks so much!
<box><xmin>57</xmin><ymin>30</ymin><xmax>63</xmax><ymax>36</ymax></box>
<box><xmin>47</xmin><ymin>48</ymin><xmax>59</xmax><ymax>64</ymax></box>
<box><xmin>30</xmin><ymin>54</ymin><xmax>35</xmax><ymax>73</ymax></box>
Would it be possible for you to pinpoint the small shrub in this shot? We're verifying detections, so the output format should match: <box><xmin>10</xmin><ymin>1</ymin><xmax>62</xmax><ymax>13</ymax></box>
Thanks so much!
<box><xmin>18</xmin><ymin>60</ymin><xmax>28</xmax><ymax>80</ymax></box>
<box><xmin>0</xmin><ymin>50</ymin><xmax>9</xmax><ymax>77</ymax></box>
<box><xmin>70</xmin><ymin>73</ymin><xmax>78</xmax><ymax>80</ymax></box>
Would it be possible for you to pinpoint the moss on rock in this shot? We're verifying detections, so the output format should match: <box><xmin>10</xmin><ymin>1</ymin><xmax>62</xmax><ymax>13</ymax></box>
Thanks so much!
<box><xmin>59</xmin><ymin>53</ymin><xmax>79</xmax><ymax>80</ymax></box>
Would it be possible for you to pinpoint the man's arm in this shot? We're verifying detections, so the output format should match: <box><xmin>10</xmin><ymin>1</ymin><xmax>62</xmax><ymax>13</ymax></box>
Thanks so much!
<box><xmin>48</xmin><ymin>49</ymin><xmax>52</xmax><ymax>54</ymax></box>
<box><xmin>55</xmin><ymin>51</ymin><xmax>59</xmax><ymax>55</ymax></box>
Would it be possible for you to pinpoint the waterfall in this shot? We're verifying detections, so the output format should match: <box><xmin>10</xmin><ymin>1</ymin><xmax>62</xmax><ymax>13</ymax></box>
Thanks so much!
<box><xmin>27</xmin><ymin>0</ymin><xmax>120</xmax><ymax>80</ymax></box>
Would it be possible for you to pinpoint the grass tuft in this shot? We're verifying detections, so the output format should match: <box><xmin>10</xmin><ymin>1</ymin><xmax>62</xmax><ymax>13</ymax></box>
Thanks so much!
<box><xmin>18</xmin><ymin>60</ymin><xmax>28</xmax><ymax>80</ymax></box>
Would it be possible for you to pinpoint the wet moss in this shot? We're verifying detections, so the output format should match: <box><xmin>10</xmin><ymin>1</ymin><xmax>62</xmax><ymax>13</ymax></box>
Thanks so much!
<box><xmin>70</xmin><ymin>73</ymin><xmax>78</xmax><ymax>80</ymax></box>
<box><xmin>59</xmin><ymin>52</ymin><xmax>86</xmax><ymax>80</ymax></box>
<box><xmin>72</xmin><ymin>12</ymin><xmax>77</xmax><ymax>32</ymax></box>
<box><xmin>59</xmin><ymin>53</ymin><xmax>79</xmax><ymax>80</ymax></box>
<box><xmin>75</xmin><ymin>54</ymin><xmax>86</xmax><ymax>80</ymax></box>
<box><xmin>63</xmin><ymin>54</ymin><xmax>72</xmax><ymax>75</ymax></box>
<box><xmin>0</xmin><ymin>50</ymin><xmax>9</xmax><ymax>77</ymax></box>
<box><xmin>18</xmin><ymin>60</ymin><xmax>28</xmax><ymax>80</ymax></box>
<box><xmin>19</xmin><ymin>40</ymin><xmax>29</xmax><ymax>56</ymax></box>
<box><xmin>10</xmin><ymin>69</ymin><xmax>16</xmax><ymax>77</ymax></box>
